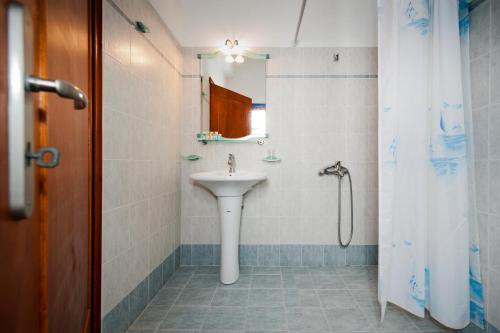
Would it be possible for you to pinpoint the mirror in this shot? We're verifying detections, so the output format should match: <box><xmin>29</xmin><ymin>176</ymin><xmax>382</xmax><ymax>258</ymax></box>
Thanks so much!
<box><xmin>200</xmin><ymin>55</ymin><xmax>267</xmax><ymax>140</ymax></box>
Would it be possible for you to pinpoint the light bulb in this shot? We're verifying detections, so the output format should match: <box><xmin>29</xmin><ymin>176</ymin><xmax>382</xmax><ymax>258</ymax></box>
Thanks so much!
<box><xmin>225</xmin><ymin>55</ymin><xmax>235</xmax><ymax>63</ymax></box>
<box><xmin>222</xmin><ymin>39</ymin><xmax>232</xmax><ymax>54</ymax></box>
<box><xmin>234</xmin><ymin>55</ymin><xmax>245</xmax><ymax>63</ymax></box>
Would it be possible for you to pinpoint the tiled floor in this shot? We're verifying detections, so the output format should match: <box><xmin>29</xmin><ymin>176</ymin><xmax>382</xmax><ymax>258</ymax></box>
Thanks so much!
<box><xmin>127</xmin><ymin>265</ymin><xmax>450</xmax><ymax>333</ymax></box>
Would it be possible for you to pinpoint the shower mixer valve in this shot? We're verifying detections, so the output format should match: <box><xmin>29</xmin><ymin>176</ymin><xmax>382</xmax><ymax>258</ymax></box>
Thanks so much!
<box><xmin>318</xmin><ymin>161</ymin><xmax>348</xmax><ymax>177</ymax></box>
<box><xmin>318</xmin><ymin>161</ymin><xmax>353</xmax><ymax>248</ymax></box>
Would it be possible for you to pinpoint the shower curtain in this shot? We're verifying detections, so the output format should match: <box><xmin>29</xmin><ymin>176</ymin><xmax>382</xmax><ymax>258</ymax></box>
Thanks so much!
<box><xmin>378</xmin><ymin>0</ymin><xmax>484</xmax><ymax>329</ymax></box>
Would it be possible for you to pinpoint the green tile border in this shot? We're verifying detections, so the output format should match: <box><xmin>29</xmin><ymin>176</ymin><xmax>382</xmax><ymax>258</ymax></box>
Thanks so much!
<box><xmin>102</xmin><ymin>246</ymin><xmax>180</xmax><ymax>333</ymax></box>
<box><xmin>180</xmin><ymin>244</ymin><xmax>378</xmax><ymax>267</ymax></box>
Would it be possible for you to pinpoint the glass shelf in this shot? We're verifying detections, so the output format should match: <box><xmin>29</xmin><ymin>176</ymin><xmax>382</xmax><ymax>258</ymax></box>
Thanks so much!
<box><xmin>262</xmin><ymin>156</ymin><xmax>282</xmax><ymax>163</ymax></box>
<box><xmin>197</xmin><ymin>134</ymin><xmax>268</xmax><ymax>144</ymax></box>
<box><xmin>181</xmin><ymin>154</ymin><xmax>201</xmax><ymax>161</ymax></box>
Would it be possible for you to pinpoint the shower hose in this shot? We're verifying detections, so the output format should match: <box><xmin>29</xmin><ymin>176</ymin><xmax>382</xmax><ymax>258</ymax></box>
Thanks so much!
<box><xmin>336</xmin><ymin>170</ymin><xmax>354</xmax><ymax>248</ymax></box>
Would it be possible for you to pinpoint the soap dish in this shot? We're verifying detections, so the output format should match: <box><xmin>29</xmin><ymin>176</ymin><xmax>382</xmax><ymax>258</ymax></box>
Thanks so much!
<box><xmin>262</xmin><ymin>156</ymin><xmax>282</xmax><ymax>163</ymax></box>
<box><xmin>182</xmin><ymin>154</ymin><xmax>201</xmax><ymax>161</ymax></box>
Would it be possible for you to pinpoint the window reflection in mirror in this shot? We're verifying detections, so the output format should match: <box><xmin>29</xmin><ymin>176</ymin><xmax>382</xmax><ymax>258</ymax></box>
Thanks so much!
<box><xmin>200</xmin><ymin>56</ymin><xmax>267</xmax><ymax>139</ymax></box>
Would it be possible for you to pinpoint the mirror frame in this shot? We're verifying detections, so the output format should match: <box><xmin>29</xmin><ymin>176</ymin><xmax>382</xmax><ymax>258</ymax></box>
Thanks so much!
<box><xmin>197</xmin><ymin>51</ymin><xmax>270</xmax><ymax>143</ymax></box>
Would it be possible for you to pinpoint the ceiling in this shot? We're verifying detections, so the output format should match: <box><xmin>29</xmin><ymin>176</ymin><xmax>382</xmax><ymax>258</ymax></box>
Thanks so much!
<box><xmin>149</xmin><ymin>0</ymin><xmax>378</xmax><ymax>48</ymax></box>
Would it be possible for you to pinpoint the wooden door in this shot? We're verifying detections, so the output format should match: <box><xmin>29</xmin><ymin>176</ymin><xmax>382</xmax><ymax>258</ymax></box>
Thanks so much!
<box><xmin>0</xmin><ymin>0</ymin><xmax>98</xmax><ymax>332</ymax></box>
<box><xmin>45</xmin><ymin>0</ymin><xmax>91</xmax><ymax>331</ymax></box>
<box><xmin>209</xmin><ymin>77</ymin><xmax>252</xmax><ymax>138</ymax></box>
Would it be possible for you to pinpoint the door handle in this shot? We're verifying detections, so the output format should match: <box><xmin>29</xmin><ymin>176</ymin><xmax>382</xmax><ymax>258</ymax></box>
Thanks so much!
<box><xmin>7</xmin><ymin>2</ymin><xmax>86</xmax><ymax>219</ymax></box>
<box><xmin>25</xmin><ymin>75</ymin><xmax>88</xmax><ymax>110</ymax></box>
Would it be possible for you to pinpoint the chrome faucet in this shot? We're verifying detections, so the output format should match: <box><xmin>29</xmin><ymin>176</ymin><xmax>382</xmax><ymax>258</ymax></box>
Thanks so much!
<box><xmin>228</xmin><ymin>153</ymin><xmax>236</xmax><ymax>173</ymax></box>
<box><xmin>318</xmin><ymin>161</ymin><xmax>348</xmax><ymax>177</ymax></box>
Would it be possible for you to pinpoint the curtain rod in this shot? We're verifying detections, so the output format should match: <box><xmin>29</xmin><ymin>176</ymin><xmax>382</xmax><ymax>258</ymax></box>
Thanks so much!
<box><xmin>292</xmin><ymin>0</ymin><xmax>307</xmax><ymax>47</ymax></box>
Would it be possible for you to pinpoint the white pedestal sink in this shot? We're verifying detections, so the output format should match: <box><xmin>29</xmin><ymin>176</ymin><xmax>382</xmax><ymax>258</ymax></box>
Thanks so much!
<box><xmin>190</xmin><ymin>170</ymin><xmax>266</xmax><ymax>284</ymax></box>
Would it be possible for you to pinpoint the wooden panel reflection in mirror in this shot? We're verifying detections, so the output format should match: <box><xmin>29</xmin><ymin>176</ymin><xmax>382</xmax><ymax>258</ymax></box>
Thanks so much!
<box><xmin>209</xmin><ymin>77</ymin><xmax>252</xmax><ymax>138</ymax></box>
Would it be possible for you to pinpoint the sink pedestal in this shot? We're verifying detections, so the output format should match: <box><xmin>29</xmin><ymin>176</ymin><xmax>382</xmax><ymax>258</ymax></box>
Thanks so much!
<box><xmin>189</xmin><ymin>170</ymin><xmax>266</xmax><ymax>285</ymax></box>
<box><xmin>217</xmin><ymin>196</ymin><xmax>243</xmax><ymax>284</ymax></box>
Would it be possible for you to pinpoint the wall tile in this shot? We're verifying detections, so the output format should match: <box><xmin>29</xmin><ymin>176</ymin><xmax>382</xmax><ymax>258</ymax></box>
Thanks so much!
<box><xmin>280</xmin><ymin>245</ymin><xmax>302</xmax><ymax>266</ymax></box>
<box><xmin>493</xmin><ymin>0</ymin><xmax>500</xmax><ymax>51</ymax></box>
<box><xmin>490</xmin><ymin>215</ymin><xmax>500</xmax><ymax>272</ymax></box>
<box><xmin>240</xmin><ymin>245</ymin><xmax>258</xmax><ymax>266</ymax></box>
<box><xmin>302</xmin><ymin>245</ymin><xmax>324</xmax><ymax>267</ymax></box>
<box><xmin>162</xmin><ymin>254</ymin><xmax>175</xmax><ymax>284</ymax></box>
<box><xmin>181</xmin><ymin>47</ymin><xmax>378</xmax><ymax>249</ymax></box>
<box><xmin>471</xmin><ymin>55</ymin><xmax>490</xmax><ymax>109</ymax></box>
<box><xmin>491</xmin><ymin>49</ymin><xmax>500</xmax><ymax>105</ymax></box>
<box><xmin>347</xmin><ymin>245</ymin><xmax>367</xmax><ymax>265</ymax></box>
<box><xmin>103</xmin><ymin>108</ymin><xmax>130</xmax><ymax>159</ymax></box>
<box><xmin>324</xmin><ymin>245</ymin><xmax>347</xmax><ymax>266</ymax></box>
<box><xmin>102</xmin><ymin>0</ymin><xmax>182</xmax><ymax>323</ymax></box>
<box><xmin>180</xmin><ymin>244</ymin><xmax>191</xmax><ymax>265</ymax></box>
<box><xmin>257</xmin><ymin>245</ymin><xmax>280</xmax><ymax>266</ymax></box>
<box><xmin>103</xmin><ymin>160</ymin><xmax>130</xmax><ymax>211</ymax></box>
<box><xmin>489</xmin><ymin>269</ymin><xmax>500</xmax><ymax>329</ymax></box>
<box><xmin>129</xmin><ymin>240</ymin><xmax>149</xmax><ymax>289</ymax></box>
<box><xmin>366</xmin><ymin>245</ymin><xmax>378</xmax><ymax>265</ymax></box>
<box><xmin>191</xmin><ymin>244</ymin><xmax>214</xmax><ymax>266</ymax></box>
<box><xmin>103</xmin><ymin>1</ymin><xmax>130</xmax><ymax>65</ymax></box>
<box><xmin>476</xmin><ymin>160</ymin><xmax>490</xmax><ymax>213</ymax></box>
<box><xmin>102</xmin><ymin>295</ymin><xmax>129</xmax><ymax>333</ymax></box>
<box><xmin>128</xmin><ymin>279</ymin><xmax>149</xmax><ymax>325</ymax></box>
<box><xmin>490</xmin><ymin>106</ymin><xmax>500</xmax><ymax>159</ymax></box>
<box><xmin>470</xmin><ymin>1</ymin><xmax>490</xmax><ymax>59</ymax></box>
<box><xmin>103</xmin><ymin>206</ymin><xmax>130</xmax><ymax>264</ymax></box>
<box><xmin>148</xmin><ymin>264</ymin><xmax>163</xmax><ymax>301</ymax></box>
<box><xmin>490</xmin><ymin>161</ymin><xmax>500</xmax><ymax>215</ymax></box>
<box><xmin>475</xmin><ymin>108</ymin><xmax>489</xmax><ymax>159</ymax></box>
<box><xmin>102</xmin><ymin>253</ymin><xmax>131</xmax><ymax>316</ymax></box>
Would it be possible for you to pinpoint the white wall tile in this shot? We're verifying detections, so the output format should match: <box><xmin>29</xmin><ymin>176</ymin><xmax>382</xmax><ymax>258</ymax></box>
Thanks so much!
<box><xmin>181</xmin><ymin>47</ymin><xmax>378</xmax><ymax>246</ymax></box>
<box><xmin>102</xmin><ymin>0</ymin><xmax>182</xmax><ymax>319</ymax></box>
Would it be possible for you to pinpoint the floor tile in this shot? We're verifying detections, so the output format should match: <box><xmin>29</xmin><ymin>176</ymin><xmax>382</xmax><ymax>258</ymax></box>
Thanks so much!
<box><xmin>312</xmin><ymin>274</ymin><xmax>346</xmax><ymax>289</ymax></box>
<box><xmin>211</xmin><ymin>289</ymin><xmax>249</xmax><ymax>307</ymax></box>
<box><xmin>219</xmin><ymin>275</ymin><xmax>252</xmax><ymax>289</ymax></box>
<box><xmin>350</xmin><ymin>289</ymin><xmax>378</xmax><ymax>307</ymax></box>
<box><xmin>253</xmin><ymin>266</ymin><xmax>282</xmax><ymax>275</ymax></box>
<box><xmin>239</xmin><ymin>266</ymin><xmax>253</xmax><ymax>275</ymax></box>
<box><xmin>286</xmin><ymin>307</ymin><xmax>329</xmax><ymax>331</ymax></box>
<box><xmin>362</xmin><ymin>305</ymin><xmax>419</xmax><ymax>332</ymax></box>
<box><xmin>129</xmin><ymin>305</ymin><xmax>169</xmax><ymax>330</ymax></box>
<box><xmin>176</xmin><ymin>266</ymin><xmax>197</xmax><ymax>275</ymax></box>
<box><xmin>159</xmin><ymin>306</ymin><xmax>208</xmax><ymax>329</ymax></box>
<box><xmin>308</xmin><ymin>267</ymin><xmax>337</xmax><ymax>275</ymax></box>
<box><xmin>176</xmin><ymin>288</ymin><xmax>216</xmax><ymax>306</ymax></box>
<box><xmin>187</xmin><ymin>275</ymin><xmax>221</xmax><ymax>288</ymax></box>
<box><xmin>323</xmin><ymin>307</ymin><xmax>372</xmax><ymax>332</ymax></box>
<box><xmin>196</xmin><ymin>266</ymin><xmax>220</xmax><ymax>274</ymax></box>
<box><xmin>281</xmin><ymin>267</ymin><xmax>310</xmax><ymax>275</ymax></box>
<box><xmin>335</xmin><ymin>265</ymin><xmax>375</xmax><ymax>276</ymax></box>
<box><xmin>166</xmin><ymin>274</ymin><xmax>192</xmax><ymax>288</ymax></box>
<box><xmin>150</xmin><ymin>288</ymin><xmax>182</xmax><ymax>306</ymax></box>
<box><xmin>283</xmin><ymin>289</ymin><xmax>321</xmax><ymax>308</ymax></box>
<box><xmin>343</xmin><ymin>274</ymin><xmax>376</xmax><ymax>290</ymax></box>
<box><xmin>317</xmin><ymin>289</ymin><xmax>356</xmax><ymax>309</ymax></box>
<box><xmin>245</xmin><ymin>307</ymin><xmax>287</xmax><ymax>331</ymax></box>
<box><xmin>406</xmin><ymin>311</ymin><xmax>449</xmax><ymax>331</ymax></box>
<box><xmin>282</xmin><ymin>273</ymin><xmax>314</xmax><ymax>289</ymax></box>
<box><xmin>202</xmin><ymin>307</ymin><xmax>246</xmax><ymax>330</ymax></box>
<box><xmin>251</xmin><ymin>275</ymin><xmax>283</xmax><ymax>289</ymax></box>
<box><xmin>249</xmin><ymin>289</ymin><xmax>284</xmax><ymax>306</ymax></box>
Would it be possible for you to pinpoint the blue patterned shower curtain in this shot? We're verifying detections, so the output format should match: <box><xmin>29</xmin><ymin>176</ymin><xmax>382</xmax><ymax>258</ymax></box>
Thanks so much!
<box><xmin>378</xmin><ymin>0</ymin><xmax>484</xmax><ymax>329</ymax></box>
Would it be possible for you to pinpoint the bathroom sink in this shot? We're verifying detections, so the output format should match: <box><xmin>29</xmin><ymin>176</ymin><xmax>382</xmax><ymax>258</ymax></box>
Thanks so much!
<box><xmin>190</xmin><ymin>169</ymin><xmax>266</xmax><ymax>284</ymax></box>
<box><xmin>190</xmin><ymin>170</ymin><xmax>266</xmax><ymax>197</ymax></box>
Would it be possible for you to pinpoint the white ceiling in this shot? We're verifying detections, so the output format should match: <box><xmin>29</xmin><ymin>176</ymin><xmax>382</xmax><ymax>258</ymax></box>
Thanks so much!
<box><xmin>149</xmin><ymin>0</ymin><xmax>378</xmax><ymax>48</ymax></box>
